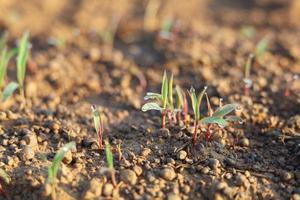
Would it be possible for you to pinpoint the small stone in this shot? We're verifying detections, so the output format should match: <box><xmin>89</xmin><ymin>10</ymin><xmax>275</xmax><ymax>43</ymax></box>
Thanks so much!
<box><xmin>23</xmin><ymin>130</ymin><xmax>39</xmax><ymax>151</ymax></box>
<box><xmin>83</xmin><ymin>178</ymin><xmax>103</xmax><ymax>200</ymax></box>
<box><xmin>133</xmin><ymin>165</ymin><xmax>143</xmax><ymax>176</ymax></box>
<box><xmin>235</xmin><ymin>174</ymin><xmax>249</xmax><ymax>187</ymax></box>
<box><xmin>167</xmin><ymin>193</ymin><xmax>181</xmax><ymax>200</ymax></box>
<box><xmin>216</xmin><ymin>181</ymin><xmax>228</xmax><ymax>190</ymax></box>
<box><xmin>62</xmin><ymin>151</ymin><xmax>73</xmax><ymax>164</ymax></box>
<box><xmin>156</xmin><ymin>128</ymin><xmax>170</xmax><ymax>138</ymax></box>
<box><xmin>19</xmin><ymin>147</ymin><xmax>35</xmax><ymax>161</ymax></box>
<box><xmin>240</xmin><ymin>138</ymin><xmax>250</xmax><ymax>147</ymax></box>
<box><xmin>120</xmin><ymin>169</ymin><xmax>137</xmax><ymax>185</ymax></box>
<box><xmin>146</xmin><ymin>172</ymin><xmax>156</xmax><ymax>182</ymax></box>
<box><xmin>141</xmin><ymin>148</ymin><xmax>151</xmax><ymax>157</ymax></box>
<box><xmin>225</xmin><ymin>173</ymin><xmax>232</xmax><ymax>179</ymax></box>
<box><xmin>201</xmin><ymin>167</ymin><xmax>210</xmax><ymax>174</ymax></box>
<box><xmin>292</xmin><ymin>194</ymin><xmax>300</xmax><ymax>200</ymax></box>
<box><xmin>208</xmin><ymin>158</ymin><xmax>220</xmax><ymax>170</ymax></box>
<box><xmin>281</xmin><ymin>171</ymin><xmax>293</xmax><ymax>182</ymax></box>
<box><xmin>177</xmin><ymin>150</ymin><xmax>187</xmax><ymax>160</ymax></box>
<box><xmin>161</xmin><ymin>167</ymin><xmax>176</xmax><ymax>181</ymax></box>
<box><xmin>102</xmin><ymin>183</ymin><xmax>114</xmax><ymax>197</ymax></box>
<box><xmin>89</xmin><ymin>47</ymin><xmax>101</xmax><ymax>62</ymax></box>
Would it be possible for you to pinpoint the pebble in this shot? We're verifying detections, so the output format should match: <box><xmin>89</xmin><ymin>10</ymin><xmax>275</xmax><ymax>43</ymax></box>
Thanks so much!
<box><xmin>120</xmin><ymin>169</ymin><xmax>137</xmax><ymax>185</ymax></box>
<box><xmin>83</xmin><ymin>179</ymin><xmax>103</xmax><ymax>200</ymax></box>
<box><xmin>141</xmin><ymin>148</ymin><xmax>151</xmax><ymax>157</ymax></box>
<box><xmin>167</xmin><ymin>193</ymin><xmax>181</xmax><ymax>200</ymax></box>
<box><xmin>19</xmin><ymin>147</ymin><xmax>35</xmax><ymax>161</ymax></box>
<box><xmin>201</xmin><ymin>167</ymin><xmax>210</xmax><ymax>174</ymax></box>
<box><xmin>133</xmin><ymin>165</ymin><xmax>143</xmax><ymax>176</ymax></box>
<box><xmin>102</xmin><ymin>183</ymin><xmax>114</xmax><ymax>197</ymax></box>
<box><xmin>281</xmin><ymin>171</ymin><xmax>293</xmax><ymax>182</ymax></box>
<box><xmin>235</xmin><ymin>174</ymin><xmax>249</xmax><ymax>187</ymax></box>
<box><xmin>23</xmin><ymin>130</ymin><xmax>39</xmax><ymax>151</ymax></box>
<box><xmin>177</xmin><ymin>150</ymin><xmax>187</xmax><ymax>160</ymax></box>
<box><xmin>161</xmin><ymin>167</ymin><xmax>176</xmax><ymax>181</ymax></box>
<box><xmin>208</xmin><ymin>158</ymin><xmax>220</xmax><ymax>170</ymax></box>
<box><xmin>240</xmin><ymin>138</ymin><xmax>250</xmax><ymax>147</ymax></box>
<box><xmin>156</xmin><ymin>128</ymin><xmax>170</xmax><ymax>138</ymax></box>
<box><xmin>62</xmin><ymin>151</ymin><xmax>73</xmax><ymax>164</ymax></box>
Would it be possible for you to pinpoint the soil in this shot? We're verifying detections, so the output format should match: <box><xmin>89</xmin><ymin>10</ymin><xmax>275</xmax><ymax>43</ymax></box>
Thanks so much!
<box><xmin>0</xmin><ymin>0</ymin><xmax>300</xmax><ymax>200</ymax></box>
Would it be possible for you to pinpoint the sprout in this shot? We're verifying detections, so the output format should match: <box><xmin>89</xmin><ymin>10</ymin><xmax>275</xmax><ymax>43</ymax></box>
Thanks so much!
<box><xmin>17</xmin><ymin>31</ymin><xmax>30</xmax><ymax>98</ymax></box>
<box><xmin>105</xmin><ymin>140</ymin><xmax>117</xmax><ymax>187</ymax></box>
<box><xmin>91</xmin><ymin>105</ymin><xmax>104</xmax><ymax>149</ymax></box>
<box><xmin>2</xmin><ymin>82</ymin><xmax>19</xmax><ymax>102</ymax></box>
<box><xmin>188</xmin><ymin>86</ymin><xmax>207</xmax><ymax>145</ymax></box>
<box><xmin>142</xmin><ymin>71</ymin><xmax>179</xmax><ymax>128</ymax></box>
<box><xmin>243</xmin><ymin>53</ymin><xmax>255</xmax><ymax>96</ymax></box>
<box><xmin>255</xmin><ymin>37</ymin><xmax>269</xmax><ymax>58</ymax></box>
<box><xmin>159</xmin><ymin>17</ymin><xmax>174</xmax><ymax>40</ymax></box>
<box><xmin>46</xmin><ymin>142</ymin><xmax>76</xmax><ymax>198</ymax></box>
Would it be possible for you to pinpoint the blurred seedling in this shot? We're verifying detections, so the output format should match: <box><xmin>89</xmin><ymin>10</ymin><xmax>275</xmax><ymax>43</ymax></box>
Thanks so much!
<box><xmin>284</xmin><ymin>74</ymin><xmax>299</xmax><ymax>97</ymax></box>
<box><xmin>243</xmin><ymin>53</ymin><xmax>255</xmax><ymax>96</ymax></box>
<box><xmin>255</xmin><ymin>37</ymin><xmax>269</xmax><ymax>58</ymax></box>
<box><xmin>188</xmin><ymin>86</ymin><xmax>207</xmax><ymax>145</ymax></box>
<box><xmin>159</xmin><ymin>17</ymin><xmax>174</xmax><ymax>40</ymax></box>
<box><xmin>117</xmin><ymin>142</ymin><xmax>123</xmax><ymax>161</ymax></box>
<box><xmin>101</xmin><ymin>15</ymin><xmax>120</xmax><ymax>47</ymax></box>
<box><xmin>142</xmin><ymin>71</ymin><xmax>179</xmax><ymax>128</ymax></box>
<box><xmin>175</xmin><ymin>85</ymin><xmax>189</xmax><ymax>126</ymax></box>
<box><xmin>0</xmin><ymin>168</ymin><xmax>10</xmax><ymax>197</ymax></box>
<box><xmin>91</xmin><ymin>105</ymin><xmax>104</xmax><ymax>149</ymax></box>
<box><xmin>17</xmin><ymin>31</ymin><xmax>30</xmax><ymax>98</ymax></box>
<box><xmin>46</xmin><ymin>142</ymin><xmax>76</xmax><ymax>199</ymax></box>
<box><xmin>240</xmin><ymin>25</ymin><xmax>256</xmax><ymax>39</ymax></box>
<box><xmin>105</xmin><ymin>140</ymin><xmax>117</xmax><ymax>187</ymax></box>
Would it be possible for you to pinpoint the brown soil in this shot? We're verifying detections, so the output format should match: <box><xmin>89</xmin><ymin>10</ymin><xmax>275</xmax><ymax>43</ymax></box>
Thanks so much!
<box><xmin>0</xmin><ymin>0</ymin><xmax>300</xmax><ymax>200</ymax></box>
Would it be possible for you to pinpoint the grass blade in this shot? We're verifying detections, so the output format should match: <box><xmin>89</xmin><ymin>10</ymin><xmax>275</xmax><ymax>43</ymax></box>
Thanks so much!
<box><xmin>213</xmin><ymin>103</ymin><xmax>238</xmax><ymax>117</ymax></box>
<box><xmin>2</xmin><ymin>82</ymin><xmax>18</xmax><ymax>102</ymax></box>
<box><xmin>200</xmin><ymin>116</ymin><xmax>228</xmax><ymax>127</ymax></box>
<box><xmin>196</xmin><ymin>86</ymin><xmax>207</xmax><ymax>121</ymax></box>
<box><xmin>17</xmin><ymin>31</ymin><xmax>29</xmax><ymax>91</ymax></box>
<box><xmin>144</xmin><ymin>92</ymin><xmax>162</xmax><ymax>100</ymax></box>
<box><xmin>105</xmin><ymin>140</ymin><xmax>114</xmax><ymax>169</ymax></box>
<box><xmin>168</xmin><ymin>73</ymin><xmax>174</xmax><ymax>108</ymax></box>
<box><xmin>161</xmin><ymin>71</ymin><xmax>168</xmax><ymax>108</ymax></box>
<box><xmin>175</xmin><ymin>85</ymin><xmax>183</xmax><ymax>109</ymax></box>
<box><xmin>91</xmin><ymin>105</ymin><xmax>101</xmax><ymax>137</ymax></box>
<box><xmin>141</xmin><ymin>102</ymin><xmax>162</xmax><ymax>112</ymax></box>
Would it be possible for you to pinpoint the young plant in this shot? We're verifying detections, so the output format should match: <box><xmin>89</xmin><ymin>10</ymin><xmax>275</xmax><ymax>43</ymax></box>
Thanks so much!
<box><xmin>159</xmin><ymin>17</ymin><xmax>174</xmax><ymax>40</ymax></box>
<box><xmin>243</xmin><ymin>53</ymin><xmax>255</xmax><ymax>96</ymax></box>
<box><xmin>117</xmin><ymin>142</ymin><xmax>123</xmax><ymax>161</ymax></box>
<box><xmin>188</xmin><ymin>86</ymin><xmax>207</xmax><ymax>145</ymax></box>
<box><xmin>46</xmin><ymin>142</ymin><xmax>76</xmax><ymax>199</ymax></box>
<box><xmin>17</xmin><ymin>31</ymin><xmax>30</xmax><ymax>98</ymax></box>
<box><xmin>175</xmin><ymin>85</ymin><xmax>183</xmax><ymax>123</ymax></box>
<box><xmin>105</xmin><ymin>140</ymin><xmax>117</xmax><ymax>187</ymax></box>
<box><xmin>0</xmin><ymin>168</ymin><xmax>10</xmax><ymax>197</ymax></box>
<box><xmin>142</xmin><ymin>71</ymin><xmax>177</xmax><ymax>128</ymax></box>
<box><xmin>91</xmin><ymin>105</ymin><xmax>104</xmax><ymax>149</ymax></box>
<box><xmin>255</xmin><ymin>37</ymin><xmax>269</xmax><ymax>58</ymax></box>
<box><xmin>200</xmin><ymin>103</ymin><xmax>242</xmax><ymax>141</ymax></box>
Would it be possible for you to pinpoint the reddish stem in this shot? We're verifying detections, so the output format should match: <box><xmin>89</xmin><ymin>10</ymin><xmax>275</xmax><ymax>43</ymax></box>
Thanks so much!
<box><xmin>193</xmin><ymin>122</ymin><xmax>199</xmax><ymax>146</ymax></box>
<box><xmin>162</xmin><ymin>112</ymin><xmax>166</xmax><ymax>128</ymax></box>
<box><xmin>177</xmin><ymin>112</ymin><xmax>181</xmax><ymax>125</ymax></box>
<box><xmin>205</xmin><ymin>123</ymin><xmax>212</xmax><ymax>142</ymax></box>
<box><xmin>183</xmin><ymin>93</ymin><xmax>189</xmax><ymax>127</ymax></box>
<box><xmin>111</xmin><ymin>171</ymin><xmax>117</xmax><ymax>187</ymax></box>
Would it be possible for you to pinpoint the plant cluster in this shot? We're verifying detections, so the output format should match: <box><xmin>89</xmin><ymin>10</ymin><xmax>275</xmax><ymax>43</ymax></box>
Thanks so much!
<box><xmin>0</xmin><ymin>31</ymin><xmax>30</xmax><ymax>101</ymax></box>
<box><xmin>142</xmin><ymin>71</ymin><xmax>242</xmax><ymax>145</ymax></box>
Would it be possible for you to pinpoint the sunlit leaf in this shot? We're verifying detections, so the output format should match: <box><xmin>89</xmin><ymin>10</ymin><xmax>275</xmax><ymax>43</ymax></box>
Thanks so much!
<box><xmin>213</xmin><ymin>103</ymin><xmax>238</xmax><ymax>117</ymax></box>
<box><xmin>255</xmin><ymin>37</ymin><xmax>268</xmax><ymax>58</ymax></box>
<box><xmin>144</xmin><ymin>92</ymin><xmax>162</xmax><ymax>100</ymax></box>
<box><xmin>175</xmin><ymin>85</ymin><xmax>183</xmax><ymax>109</ymax></box>
<box><xmin>2</xmin><ymin>82</ymin><xmax>18</xmax><ymax>102</ymax></box>
<box><xmin>141</xmin><ymin>102</ymin><xmax>162</xmax><ymax>112</ymax></box>
<box><xmin>105</xmin><ymin>140</ymin><xmax>114</xmax><ymax>169</ymax></box>
<box><xmin>200</xmin><ymin>116</ymin><xmax>228</xmax><ymax>127</ymax></box>
<box><xmin>17</xmin><ymin>31</ymin><xmax>29</xmax><ymax>90</ymax></box>
<box><xmin>161</xmin><ymin>70</ymin><xmax>168</xmax><ymax>108</ymax></box>
<box><xmin>168</xmin><ymin>73</ymin><xmax>174</xmax><ymax>108</ymax></box>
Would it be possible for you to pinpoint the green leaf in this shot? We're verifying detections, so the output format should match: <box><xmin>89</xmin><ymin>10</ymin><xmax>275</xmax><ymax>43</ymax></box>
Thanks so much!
<box><xmin>0</xmin><ymin>168</ymin><xmax>11</xmax><ymax>185</ymax></box>
<box><xmin>200</xmin><ymin>117</ymin><xmax>228</xmax><ymax>127</ymax></box>
<box><xmin>17</xmin><ymin>31</ymin><xmax>30</xmax><ymax>88</ymax></box>
<box><xmin>225</xmin><ymin>115</ymin><xmax>243</xmax><ymax>123</ymax></box>
<box><xmin>213</xmin><ymin>103</ymin><xmax>238</xmax><ymax>117</ymax></box>
<box><xmin>188</xmin><ymin>87</ymin><xmax>197</xmax><ymax>119</ymax></box>
<box><xmin>196</xmin><ymin>86</ymin><xmax>207</xmax><ymax>121</ymax></box>
<box><xmin>47</xmin><ymin>142</ymin><xmax>76</xmax><ymax>184</ymax></box>
<box><xmin>2</xmin><ymin>82</ymin><xmax>18</xmax><ymax>102</ymax></box>
<box><xmin>255</xmin><ymin>37</ymin><xmax>268</xmax><ymax>58</ymax></box>
<box><xmin>161</xmin><ymin>71</ymin><xmax>168</xmax><ymax>109</ymax></box>
<box><xmin>144</xmin><ymin>92</ymin><xmax>162</xmax><ymax>100</ymax></box>
<box><xmin>91</xmin><ymin>105</ymin><xmax>101</xmax><ymax>135</ymax></box>
<box><xmin>141</xmin><ymin>102</ymin><xmax>162</xmax><ymax>112</ymax></box>
<box><xmin>105</xmin><ymin>140</ymin><xmax>114</xmax><ymax>169</ymax></box>
<box><xmin>168</xmin><ymin>73</ymin><xmax>174</xmax><ymax>108</ymax></box>
<box><xmin>175</xmin><ymin>85</ymin><xmax>183</xmax><ymax>109</ymax></box>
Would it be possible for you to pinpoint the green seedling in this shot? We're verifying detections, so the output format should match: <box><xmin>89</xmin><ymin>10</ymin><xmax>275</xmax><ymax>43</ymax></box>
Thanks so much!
<box><xmin>240</xmin><ymin>25</ymin><xmax>256</xmax><ymax>39</ymax></box>
<box><xmin>175</xmin><ymin>85</ymin><xmax>183</xmax><ymax>123</ymax></box>
<box><xmin>255</xmin><ymin>37</ymin><xmax>268</xmax><ymax>58</ymax></box>
<box><xmin>105</xmin><ymin>140</ymin><xmax>117</xmax><ymax>187</ymax></box>
<box><xmin>200</xmin><ymin>103</ymin><xmax>243</xmax><ymax>141</ymax></box>
<box><xmin>142</xmin><ymin>71</ymin><xmax>178</xmax><ymax>128</ymax></box>
<box><xmin>188</xmin><ymin>86</ymin><xmax>207</xmax><ymax>145</ymax></box>
<box><xmin>17</xmin><ymin>31</ymin><xmax>30</xmax><ymax>97</ymax></box>
<box><xmin>47</xmin><ymin>142</ymin><xmax>76</xmax><ymax>199</ymax></box>
<box><xmin>159</xmin><ymin>17</ymin><xmax>174</xmax><ymax>40</ymax></box>
<box><xmin>243</xmin><ymin>53</ymin><xmax>255</xmax><ymax>96</ymax></box>
<box><xmin>91</xmin><ymin>105</ymin><xmax>104</xmax><ymax>149</ymax></box>
<box><xmin>0</xmin><ymin>168</ymin><xmax>10</xmax><ymax>197</ymax></box>
<box><xmin>117</xmin><ymin>142</ymin><xmax>123</xmax><ymax>161</ymax></box>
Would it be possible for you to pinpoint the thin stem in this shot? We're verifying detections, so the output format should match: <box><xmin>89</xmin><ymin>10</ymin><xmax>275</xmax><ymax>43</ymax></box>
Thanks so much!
<box><xmin>161</xmin><ymin>111</ymin><xmax>166</xmax><ymax>128</ymax></box>
<box><xmin>177</xmin><ymin>112</ymin><xmax>181</xmax><ymax>125</ymax></box>
<box><xmin>193</xmin><ymin>122</ymin><xmax>199</xmax><ymax>146</ymax></box>
<box><xmin>111</xmin><ymin>170</ymin><xmax>117</xmax><ymax>187</ymax></box>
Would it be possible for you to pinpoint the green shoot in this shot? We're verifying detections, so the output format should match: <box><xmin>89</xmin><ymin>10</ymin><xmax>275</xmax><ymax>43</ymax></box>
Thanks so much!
<box><xmin>0</xmin><ymin>47</ymin><xmax>17</xmax><ymax>89</ymax></box>
<box><xmin>188</xmin><ymin>86</ymin><xmax>207</xmax><ymax>145</ymax></box>
<box><xmin>0</xmin><ymin>168</ymin><xmax>10</xmax><ymax>197</ymax></box>
<box><xmin>243</xmin><ymin>53</ymin><xmax>255</xmax><ymax>96</ymax></box>
<box><xmin>142</xmin><ymin>71</ymin><xmax>178</xmax><ymax>128</ymax></box>
<box><xmin>91</xmin><ymin>105</ymin><xmax>104</xmax><ymax>149</ymax></box>
<box><xmin>47</xmin><ymin>142</ymin><xmax>76</xmax><ymax>198</ymax></box>
<box><xmin>175</xmin><ymin>85</ymin><xmax>183</xmax><ymax>123</ymax></box>
<box><xmin>0</xmin><ymin>32</ymin><xmax>8</xmax><ymax>53</ymax></box>
<box><xmin>105</xmin><ymin>140</ymin><xmax>117</xmax><ymax>187</ymax></box>
<box><xmin>160</xmin><ymin>17</ymin><xmax>174</xmax><ymax>39</ymax></box>
<box><xmin>240</xmin><ymin>26</ymin><xmax>256</xmax><ymax>39</ymax></box>
<box><xmin>255</xmin><ymin>37</ymin><xmax>268</xmax><ymax>58</ymax></box>
<box><xmin>2</xmin><ymin>82</ymin><xmax>19</xmax><ymax>102</ymax></box>
<box><xmin>17</xmin><ymin>31</ymin><xmax>30</xmax><ymax>98</ymax></box>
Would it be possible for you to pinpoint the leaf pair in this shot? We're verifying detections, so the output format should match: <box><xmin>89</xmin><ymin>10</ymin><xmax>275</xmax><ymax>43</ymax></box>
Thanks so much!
<box><xmin>200</xmin><ymin>103</ymin><xmax>242</xmax><ymax>127</ymax></box>
<box><xmin>188</xmin><ymin>86</ymin><xmax>207</xmax><ymax>122</ymax></box>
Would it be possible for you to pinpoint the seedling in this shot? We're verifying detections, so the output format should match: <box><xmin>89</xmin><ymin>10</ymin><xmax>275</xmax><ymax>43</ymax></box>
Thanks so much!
<box><xmin>188</xmin><ymin>86</ymin><xmax>207</xmax><ymax>145</ymax></box>
<box><xmin>200</xmin><ymin>103</ymin><xmax>243</xmax><ymax>141</ymax></box>
<box><xmin>17</xmin><ymin>31</ymin><xmax>30</xmax><ymax>98</ymax></box>
<box><xmin>105</xmin><ymin>140</ymin><xmax>117</xmax><ymax>187</ymax></box>
<box><xmin>0</xmin><ymin>168</ymin><xmax>10</xmax><ymax>197</ymax></box>
<box><xmin>46</xmin><ymin>142</ymin><xmax>76</xmax><ymax>199</ymax></box>
<box><xmin>142</xmin><ymin>71</ymin><xmax>178</xmax><ymax>128</ymax></box>
<box><xmin>243</xmin><ymin>53</ymin><xmax>255</xmax><ymax>96</ymax></box>
<box><xmin>91</xmin><ymin>105</ymin><xmax>104</xmax><ymax>149</ymax></box>
<box><xmin>255</xmin><ymin>37</ymin><xmax>268</xmax><ymax>58</ymax></box>
<box><xmin>175</xmin><ymin>85</ymin><xmax>189</xmax><ymax>126</ymax></box>
<box><xmin>0</xmin><ymin>32</ymin><xmax>8</xmax><ymax>53</ymax></box>
<box><xmin>159</xmin><ymin>17</ymin><xmax>174</xmax><ymax>40</ymax></box>
<box><xmin>240</xmin><ymin>25</ymin><xmax>256</xmax><ymax>39</ymax></box>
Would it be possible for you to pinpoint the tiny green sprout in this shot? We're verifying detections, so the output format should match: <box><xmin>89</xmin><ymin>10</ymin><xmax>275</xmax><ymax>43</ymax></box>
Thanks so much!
<box><xmin>105</xmin><ymin>140</ymin><xmax>117</xmax><ymax>187</ymax></box>
<box><xmin>243</xmin><ymin>53</ymin><xmax>255</xmax><ymax>96</ymax></box>
<box><xmin>188</xmin><ymin>86</ymin><xmax>207</xmax><ymax>145</ymax></box>
<box><xmin>160</xmin><ymin>17</ymin><xmax>174</xmax><ymax>40</ymax></box>
<box><xmin>240</xmin><ymin>25</ymin><xmax>256</xmax><ymax>39</ymax></box>
<box><xmin>2</xmin><ymin>82</ymin><xmax>19</xmax><ymax>102</ymax></box>
<box><xmin>47</xmin><ymin>142</ymin><xmax>76</xmax><ymax>198</ymax></box>
<box><xmin>91</xmin><ymin>105</ymin><xmax>104</xmax><ymax>149</ymax></box>
<box><xmin>142</xmin><ymin>71</ymin><xmax>178</xmax><ymax>128</ymax></box>
<box><xmin>17</xmin><ymin>31</ymin><xmax>30</xmax><ymax>98</ymax></box>
<box><xmin>255</xmin><ymin>37</ymin><xmax>269</xmax><ymax>58</ymax></box>
<box><xmin>175</xmin><ymin>85</ymin><xmax>184</xmax><ymax>123</ymax></box>
<box><xmin>0</xmin><ymin>168</ymin><xmax>10</xmax><ymax>197</ymax></box>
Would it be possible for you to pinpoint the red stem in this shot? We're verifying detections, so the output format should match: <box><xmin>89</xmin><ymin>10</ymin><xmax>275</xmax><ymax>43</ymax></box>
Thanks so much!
<box><xmin>177</xmin><ymin>112</ymin><xmax>181</xmax><ymax>125</ymax></box>
<box><xmin>183</xmin><ymin>93</ymin><xmax>189</xmax><ymax>127</ymax></box>
<box><xmin>193</xmin><ymin>122</ymin><xmax>199</xmax><ymax>146</ymax></box>
<box><xmin>205</xmin><ymin>123</ymin><xmax>212</xmax><ymax>142</ymax></box>
<box><xmin>162</xmin><ymin>112</ymin><xmax>166</xmax><ymax>128</ymax></box>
